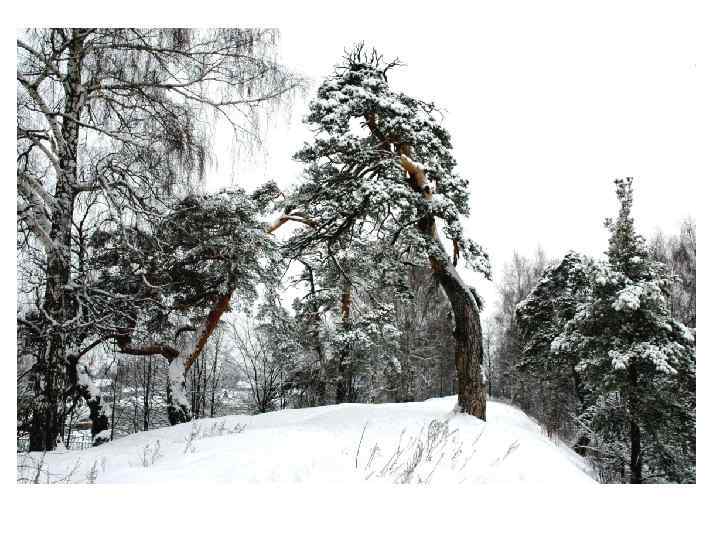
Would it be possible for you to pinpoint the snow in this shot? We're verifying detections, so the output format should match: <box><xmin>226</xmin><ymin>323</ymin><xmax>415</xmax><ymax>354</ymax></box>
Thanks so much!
<box><xmin>612</xmin><ymin>284</ymin><xmax>642</xmax><ymax>311</ymax></box>
<box><xmin>17</xmin><ymin>397</ymin><xmax>596</xmax><ymax>484</ymax></box>
<box><xmin>608</xmin><ymin>349</ymin><xmax>630</xmax><ymax>370</ymax></box>
<box><xmin>609</xmin><ymin>343</ymin><xmax>679</xmax><ymax>375</ymax></box>
<box><xmin>92</xmin><ymin>430</ymin><xmax>111</xmax><ymax>444</ymax></box>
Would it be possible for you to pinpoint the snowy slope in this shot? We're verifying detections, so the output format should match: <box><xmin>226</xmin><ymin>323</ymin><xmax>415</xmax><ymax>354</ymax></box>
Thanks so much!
<box><xmin>17</xmin><ymin>397</ymin><xmax>597</xmax><ymax>484</ymax></box>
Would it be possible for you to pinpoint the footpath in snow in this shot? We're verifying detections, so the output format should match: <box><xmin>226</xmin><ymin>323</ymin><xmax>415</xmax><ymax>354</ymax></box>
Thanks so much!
<box><xmin>17</xmin><ymin>397</ymin><xmax>597</xmax><ymax>484</ymax></box>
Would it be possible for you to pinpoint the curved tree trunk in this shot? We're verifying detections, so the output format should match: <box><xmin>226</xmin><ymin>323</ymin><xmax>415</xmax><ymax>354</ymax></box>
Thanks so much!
<box><xmin>115</xmin><ymin>290</ymin><xmax>234</xmax><ymax>426</ymax></box>
<box><xmin>429</xmin><ymin>242</ymin><xmax>487</xmax><ymax>419</ymax></box>
<box><xmin>268</xmin><ymin>139</ymin><xmax>488</xmax><ymax>419</ymax></box>
<box><xmin>167</xmin><ymin>290</ymin><xmax>234</xmax><ymax>425</ymax></box>
<box><xmin>399</xmin><ymin>154</ymin><xmax>487</xmax><ymax>420</ymax></box>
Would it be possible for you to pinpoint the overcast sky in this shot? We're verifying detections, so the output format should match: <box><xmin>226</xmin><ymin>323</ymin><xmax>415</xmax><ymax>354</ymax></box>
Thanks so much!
<box><xmin>202</xmin><ymin>4</ymin><xmax>712</xmax><ymax>310</ymax></box>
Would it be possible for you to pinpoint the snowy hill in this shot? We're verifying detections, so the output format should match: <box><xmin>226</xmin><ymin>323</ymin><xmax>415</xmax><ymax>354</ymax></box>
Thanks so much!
<box><xmin>17</xmin><ymin>397</ymin><xmax>596</xmax><ymax>484</ymax></box>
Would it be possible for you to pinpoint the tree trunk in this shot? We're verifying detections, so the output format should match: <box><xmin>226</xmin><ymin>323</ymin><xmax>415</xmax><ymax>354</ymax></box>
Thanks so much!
<box><xmin>110</xmin><ymin>362</ymin><xmax>120</xmax><ymax>441</ymax></box>
<box><xmin>335</xmin><ymin>281</ymin><xmax>353</xmax><ymax>403</ymax></box>
<box><xmin>209</xmin><ymin>345</ymin><xmax>219</xmax><ymax>417</ymax></box>
<box><xmin>630</xmin><ymin>420</ymin><xmax>642</xmax><ymax>484</ymax></box>
<box><xmin>63</xmin><ymin>353</ymin><xmax>111</xmax><ymax>447</ymax></box>
<box><xmin>166</xmin><ymin>360</ymin><xmax>192</xmax><ymax>425</ymax></box>
<box><xmin>628</xmin><ymin>365</ymin><xmax>642</xmax><ymax>484</ymax></box>
<box><xmin>167</xmin><ymin>290</ymin><xmax>234</xmax><ymax>425</ymax></box>
<box><xmin>79</xmin><ymin>385</ymin><xmax>111</xmax><ymax>447</ymax></box>
<box><xmin>399</xmin><ymin>154</ymin><xmax>487</xmax><ymax>420</ymax></box>
<box><xmin>304</xmin><ymin>262</ymin><xmax>328</xmax><ymax>405</ymax></box>
<box><xmin>142</xmin><ymin>360</ymin><xmax>153</xmax><ymax>431</ymax></box>
<box><xmin>115</xmin><ymin>289</ymin><xmax>233</xmax><ymax>426</ymax></box>
<box><xmin>432</xmin><ymin>256</ymin><xmax>487</xmax><ymax>419</ymax></box>
<box><xmin>28</xmin><ymin>31</ymin><xmax>87</xmax><ymax>451</ymax></box>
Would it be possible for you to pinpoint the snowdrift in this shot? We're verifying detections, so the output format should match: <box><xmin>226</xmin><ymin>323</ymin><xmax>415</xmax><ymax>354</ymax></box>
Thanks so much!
<box><xmin>17</xmin><ymin>397</ymin><xmax>596</xmax><ymax>484</ymax></box>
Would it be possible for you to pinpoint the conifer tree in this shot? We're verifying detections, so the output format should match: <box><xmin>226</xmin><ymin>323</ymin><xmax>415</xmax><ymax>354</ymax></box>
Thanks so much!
<box><xmin>552</xmin><ymin>178</ymin><xmax>695</xmax><ymax>483</ymax></box>
<box><xmin>516</xmin><ymin>251</ymin><xmax>591</xmax><ymax>443</ymax></box>
<box><xmin>88</xmin><ymin>186</ymin><xmax>281</xmax><ymax>425</ymax></box>
<box><xmin>279</xmin><ymin>45</ymin><xmax>491</xmax><ymax>417</ymax></box>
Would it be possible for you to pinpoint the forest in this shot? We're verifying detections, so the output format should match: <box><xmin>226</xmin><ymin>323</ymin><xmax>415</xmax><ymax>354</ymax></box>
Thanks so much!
<box><xmin>16</xmin><ymin>28</ymin><xmax>696</xmax><ymax>485</ymax></box>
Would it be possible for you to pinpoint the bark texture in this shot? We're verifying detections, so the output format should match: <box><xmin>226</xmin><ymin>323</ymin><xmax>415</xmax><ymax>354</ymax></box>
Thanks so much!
<box><xmin>114</xmin><ymin>289</ymin><xmax>234</xmax><ymax>426</ymax></box>
<box><xmin>628</xmin><ymin>364</ymin><xmax>643</xmax><ymax>484</ymax></box>
<box><xmin>28</xmin><ymin>31</ymin><xmax>87</xmax><ymax>451</ymax></box>
<box><xmin>399</xmin><ymin>154</ymin><xmax>487</xmax><ymax>420</ymax></box>
<box><xmin>335</xmin><ymin>281</ymin><xmax>354</xmax><ymax>403</ymax></box>
<box><xmin>166</xmin><ymin>369</ymin><xmax>192</xmax><ymax>425</ymax></box>
<box><xmin>302</xmin><ymin>261</ymin><xmax>328</xmax><ymax>405</ymax></box>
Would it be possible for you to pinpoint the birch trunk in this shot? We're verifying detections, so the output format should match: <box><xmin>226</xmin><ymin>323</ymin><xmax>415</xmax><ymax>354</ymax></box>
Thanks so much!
<box><xmin>28</xmin><ymin>31</ymin><xmax>86</xmax><ymax>451</ymax></box>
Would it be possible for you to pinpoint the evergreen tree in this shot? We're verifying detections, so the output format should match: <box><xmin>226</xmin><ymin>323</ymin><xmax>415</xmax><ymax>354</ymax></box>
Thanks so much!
<box><xmin>278</xmin><ymin>45</ymin><xmax>491</xmax><ymax>417</ymax></box>
<box><xmin>515</xmin><ymin>251</ymin><xmax>592</xmax><ymax>443</ymax></box>
<box><xmin>552</xmin><ymin>178</ymin><xmax>695</xmax><ymax>483</ymax></box>
<box><xmin>88</xmin><ymin>185</ymin><xmax>281</xmax><ymax>425</ymax></box>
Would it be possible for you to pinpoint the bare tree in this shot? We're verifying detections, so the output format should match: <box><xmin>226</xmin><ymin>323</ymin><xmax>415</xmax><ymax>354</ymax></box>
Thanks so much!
<box><xmin>17</xmin><ymin>28</ymin><xmax>301</xmax><ymax>450</ymax></box>
<box><xmin>231</xmin><ymin>322</ymin><xmax>286</xmax><ymax>414</ymax></box>
<box><xmin>648</xmin><ymin>217</ymin><xmax>696</xmax><ymax>328</ymax></box>
<box><xmin>188</xmin><ymin>329</ymin><xmax>231</xmax><ymax>419</ymax></box>
<box><xmin>490</xmin><ymin>248</ymin><xmax>550</xmax><ymax>407</ymax></box>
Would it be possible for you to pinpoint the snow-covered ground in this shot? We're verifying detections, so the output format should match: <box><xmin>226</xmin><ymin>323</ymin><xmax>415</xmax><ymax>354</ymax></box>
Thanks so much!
<box><xmin>17</xmin><ymin>397</ymin><xmax>596</xmax><ymax>484</ymax></box>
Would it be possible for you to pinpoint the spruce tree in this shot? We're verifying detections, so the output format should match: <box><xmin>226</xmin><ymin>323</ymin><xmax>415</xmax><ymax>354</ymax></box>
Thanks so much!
<box><xmin>552</xmin><ymin>178</ymin><xmax>695</xmax><ymax>483</ymax></box>
<box><xmin>515</xmin><ymin>251</ymin><xmax>592</xmax><ymax>443</ymax></box>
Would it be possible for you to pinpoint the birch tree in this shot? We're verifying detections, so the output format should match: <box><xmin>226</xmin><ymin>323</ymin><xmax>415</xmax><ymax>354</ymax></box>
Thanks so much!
<box><xmin>17</xmin><ymin>28</ymin><xmax>300</xmax><ymax>450</ymax></box>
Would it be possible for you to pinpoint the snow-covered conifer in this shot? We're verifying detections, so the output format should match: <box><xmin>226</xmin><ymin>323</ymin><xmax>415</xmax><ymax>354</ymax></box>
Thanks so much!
<box><xmin>88</xmin><ymin>186</ymin><xmax>281</xmax><ymax>425</ymax></box>
<box><xmin>282</xmin><ymin>44</ymin><xmax>490</xmax><ymax>417</ymax></box>
<box><xmin>515</xmin><ymin>251</ymin><xmax>592</xmax><ymax>442</ymax></box>
<box><xmin>552</xmin><ymin>179</ymin><xmax>695</xmax><ymax>483</ymax></box>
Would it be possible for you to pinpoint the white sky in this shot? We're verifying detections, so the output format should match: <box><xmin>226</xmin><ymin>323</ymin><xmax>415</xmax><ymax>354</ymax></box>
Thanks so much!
<box><xmin>203</xmin><ymin>4</ymin><xmax>713</xmax><ymax>310</ymax></box>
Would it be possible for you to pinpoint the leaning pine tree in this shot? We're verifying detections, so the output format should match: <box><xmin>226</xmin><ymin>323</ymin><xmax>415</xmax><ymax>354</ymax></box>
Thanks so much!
<box><xmin>89</xmin><ymin>186</ymin><xmax>281</xmax><ymax>426</ymax></box>
<box><xmin>552</xmin><ymin>178</ymin><xmax>696</xmax><ymax>483</ymax></box>
<box><xmin>279</xmin><ymin>46</ymin><xmax>491</xmax><ymax>418</ymax></box>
